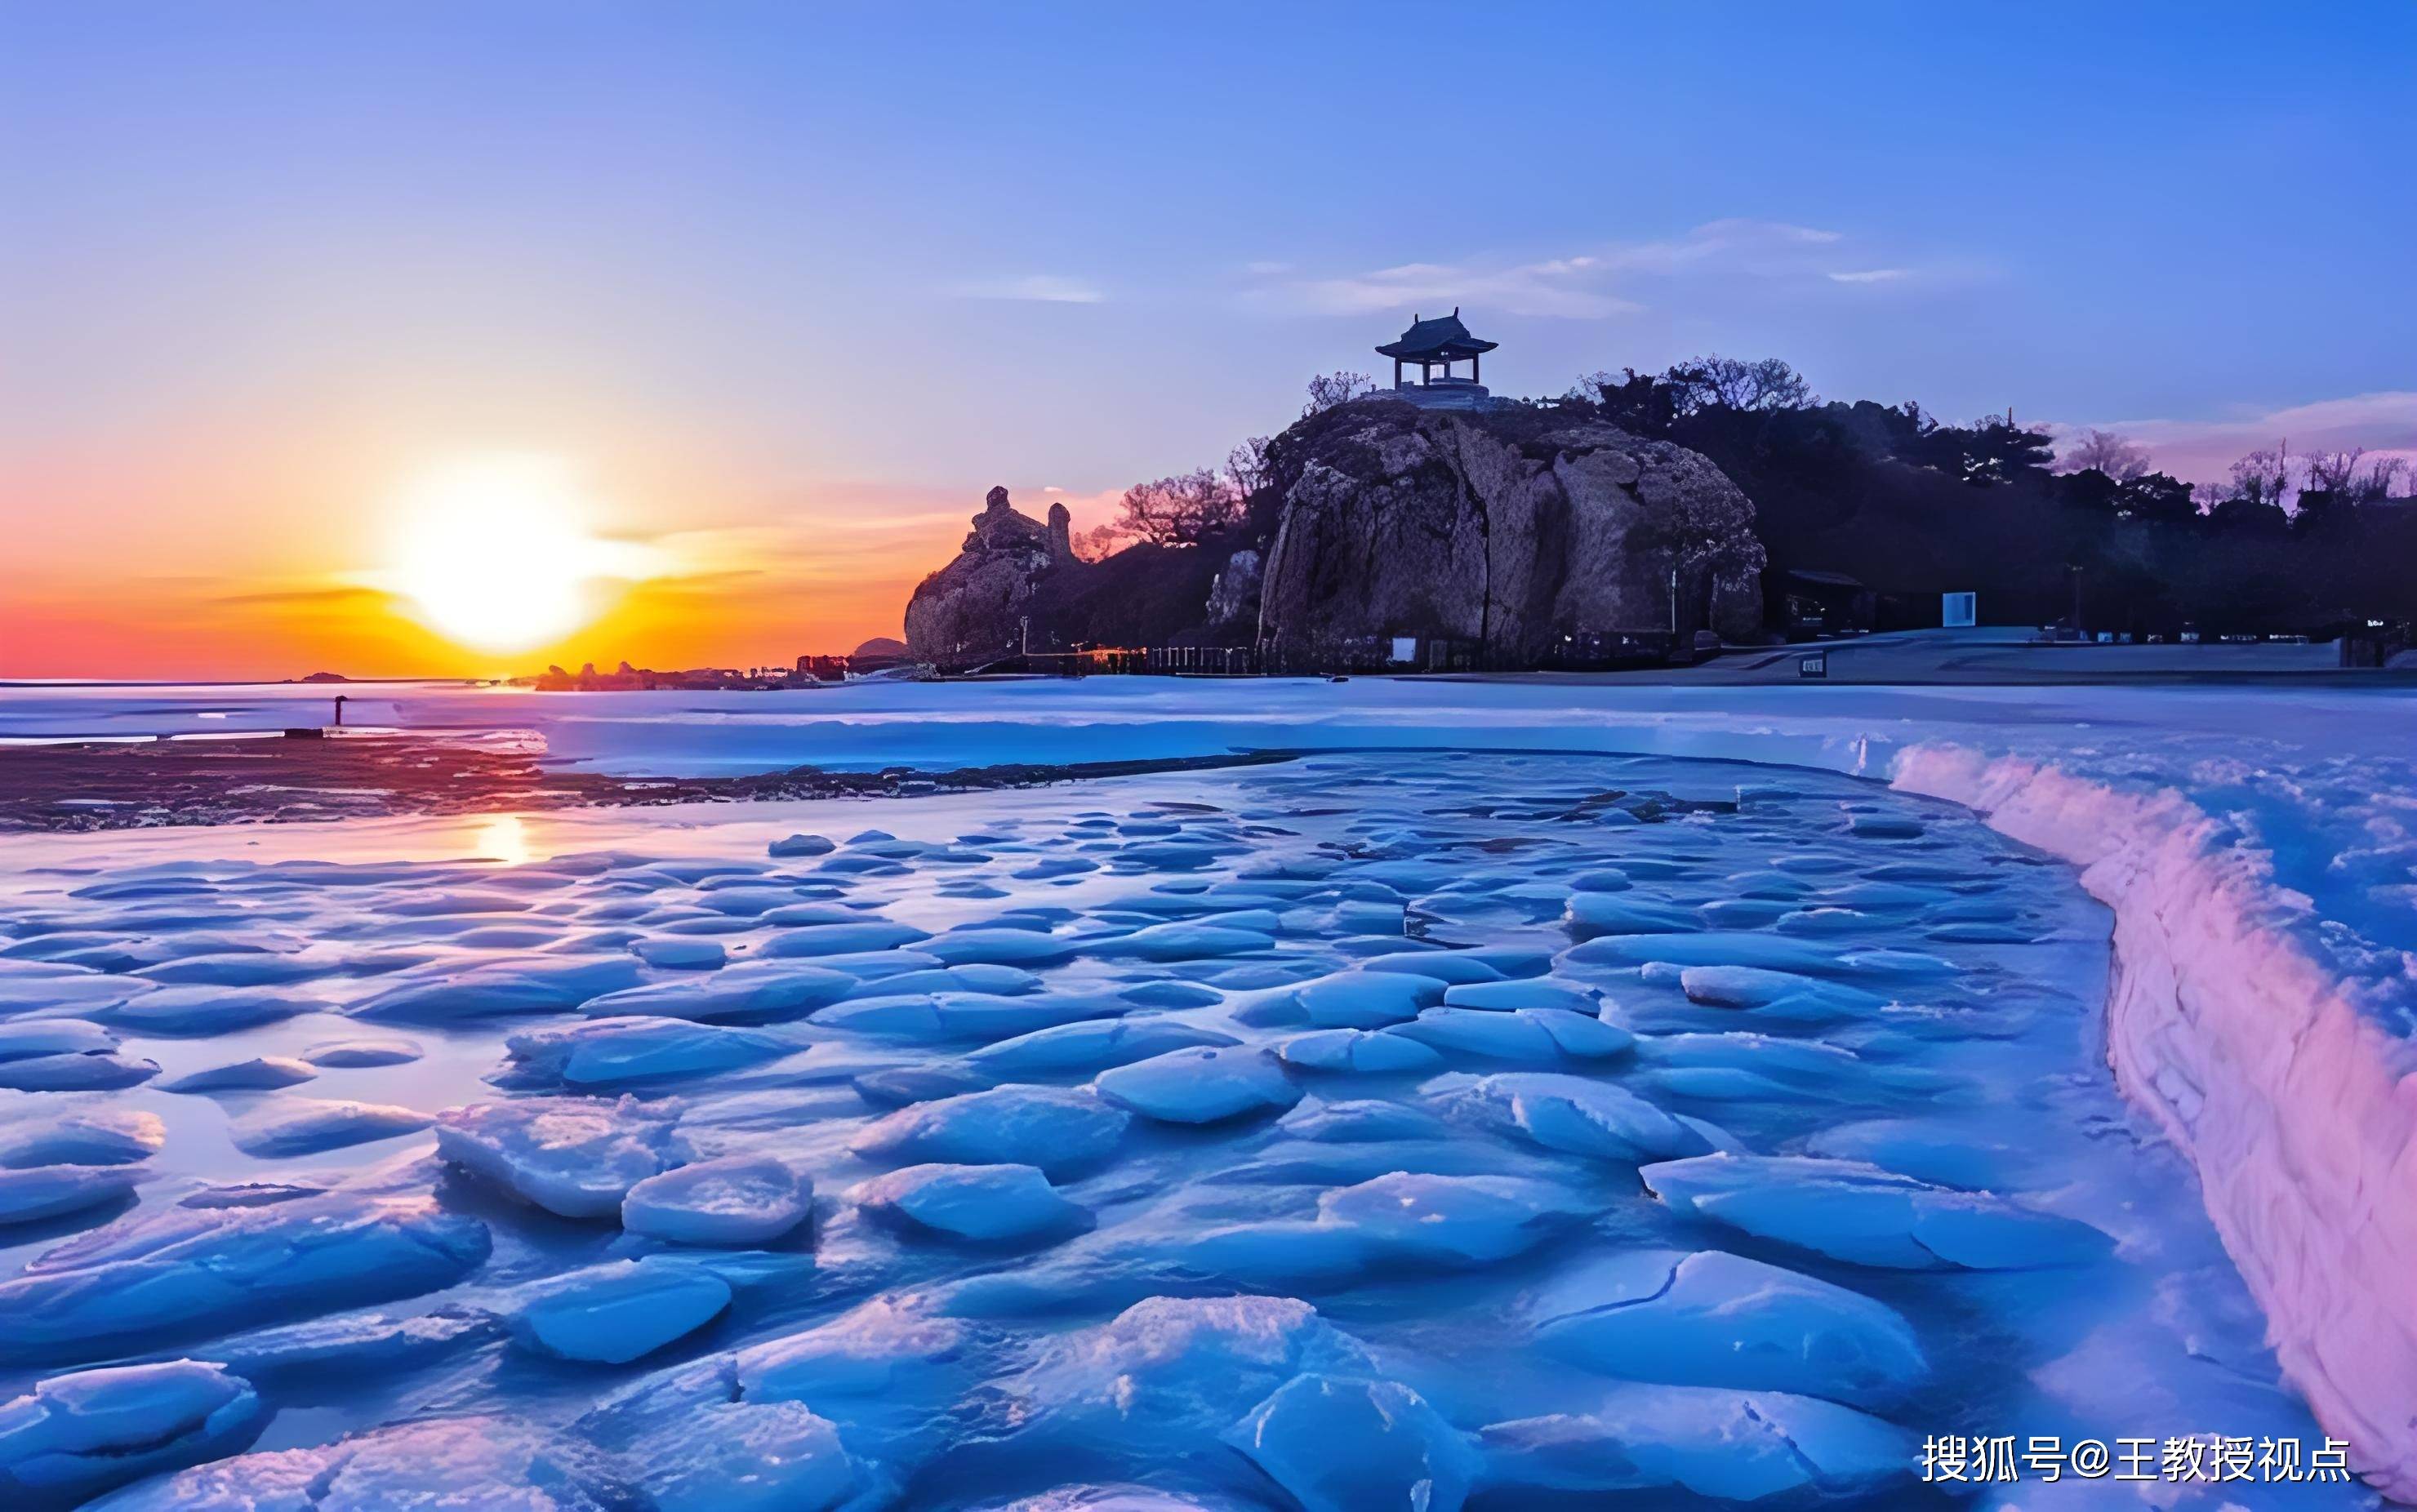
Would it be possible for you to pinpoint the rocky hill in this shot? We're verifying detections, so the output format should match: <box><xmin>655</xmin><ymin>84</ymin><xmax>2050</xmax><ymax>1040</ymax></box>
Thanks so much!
<box><xmin>901</xmin><ymin>487</ymin><xmax>1074</xmax><ymax>663</ymax></box>
<box><xmin>901</xmin><ymin>398</ymin><xmax>1765</xmax><ymax>668</ymax></box>
<box><xmin>902</xmin><ymin>488</ymin><xmax>1233</xmax><ymax>665</ymax></box>
<box><xmin>1256</xmin><ymin>399</ymin><xmax>1765</xmax><ymax>660</ymax></box>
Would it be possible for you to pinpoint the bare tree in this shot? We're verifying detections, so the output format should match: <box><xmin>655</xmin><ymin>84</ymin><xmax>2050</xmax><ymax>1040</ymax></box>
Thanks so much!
<box><xmin>2301</xmin><ymin>447</ymin><xmax>2364</xmax><ymax>496</ymax></box>
<box><xmin>1226</xmin><ymin>435</ymin><xmax>1272</xmax><ymax>501</ymax></box>
<box><xmin>1114</xmin><ymin>469</ymin><xmax>1242</xmax><ymax>547</ymax></box>
<box><xmin>2058</xmin><ymin>427</ymin><xmax>2152</xmax><ymax>481</ymax></box>
<box><xmin>1667</xmin><ymin>355</ymin><xmax>1814</xmax><ymax>414</ymax></box>
<box><xmin>1302</xmin><ymin>371</ymin><xmax>1377</xmax><ymax>418</ymax></box>
<box><xmin>2357</xmin><ymin>454</ymin><xmax>2411</xmax><ymax>501</ymax></box>
<box><xmin>1071</xmin><ymin>522</ymin><xmax>1132</xmax><ymax>563</ymax></box>
<box><xmin>2226</xmin><ymin>447</ymin><xmax>2292</xmax><ymax>509</ymax></box>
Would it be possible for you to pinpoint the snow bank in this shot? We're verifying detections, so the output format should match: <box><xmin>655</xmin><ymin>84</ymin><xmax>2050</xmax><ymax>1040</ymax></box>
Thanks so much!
<box><xmin>1894</xmin><ymin>744</ymin><xmax>2417</xmax><ymax>1499</ymax></box>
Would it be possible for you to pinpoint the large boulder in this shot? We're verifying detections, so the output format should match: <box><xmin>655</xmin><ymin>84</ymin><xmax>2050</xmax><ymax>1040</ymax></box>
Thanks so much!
<box><xmin>1255</xmin><ymin>402</ymin><xmax>1763</xmax><ymax>660</ymax></box>
<box><xmin>904</xmin><ymin>487</ymin><xmax>1073</xmax><ymax>664</ymax></box>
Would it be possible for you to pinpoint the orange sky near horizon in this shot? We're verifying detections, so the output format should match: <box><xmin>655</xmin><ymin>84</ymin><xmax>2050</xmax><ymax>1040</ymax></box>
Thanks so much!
<box><xmin>1</xmin><ymin>555</ymin><xmax>934</xmax><ymax>683</ymax></box>
<box><xmin>0</xmin><ymin>454</ymin><xmax>1106</xmax><ymax>676</ymax></box>
<box><xmin>1</xmin><ymin>422</ymin><xmax>1115</xmax><ymax>682</ymax></box>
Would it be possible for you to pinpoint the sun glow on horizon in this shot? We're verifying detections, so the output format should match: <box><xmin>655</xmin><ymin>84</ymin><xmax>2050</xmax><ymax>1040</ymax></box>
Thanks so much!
<box><xmin>376</xmin><ymin>454</ymin><xmax>661</xmax><ymax>656</ymax></box>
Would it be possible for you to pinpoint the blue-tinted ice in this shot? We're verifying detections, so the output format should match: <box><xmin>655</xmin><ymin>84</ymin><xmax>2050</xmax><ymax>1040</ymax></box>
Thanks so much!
<box><xmin>0</xmin><ymin>752</ymin><xmax>2348</xmax><ymax>1508</ymax></box>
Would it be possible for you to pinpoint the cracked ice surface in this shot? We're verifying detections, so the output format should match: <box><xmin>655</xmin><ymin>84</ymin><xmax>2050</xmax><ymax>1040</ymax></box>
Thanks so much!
<box><xmin>0</xmin><ymin>746</ymin><xmax>2375</xmax><ymax>1508</ymax></box>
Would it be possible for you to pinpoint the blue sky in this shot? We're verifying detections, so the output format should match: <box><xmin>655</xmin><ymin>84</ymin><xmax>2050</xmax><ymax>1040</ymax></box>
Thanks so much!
<box><xmin>4</xmin><ymin>2</ymin><xmax>2413</xmax><ymax>669</ymax></box>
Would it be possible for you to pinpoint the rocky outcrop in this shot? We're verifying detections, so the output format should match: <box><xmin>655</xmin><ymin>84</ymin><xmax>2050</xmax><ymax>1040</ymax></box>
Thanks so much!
<box><xmin>1256</xmin><ymin>402</ymin><xmax>1764</xmax><ymax>660</ymax></box>
<box><xmin>1205</xmin><ymin>549</ymin><xmax>1261</xmax><ymax>626</ymax></box>
<box><xmin>898</xmin><ymin>402</ymin><xmax>1767</xmax><ymax>669</ymax></box>
<box><xmin>904</xmin><ymin>487</ymin><xmax>1074</xmax><ymax>663</ymax></box>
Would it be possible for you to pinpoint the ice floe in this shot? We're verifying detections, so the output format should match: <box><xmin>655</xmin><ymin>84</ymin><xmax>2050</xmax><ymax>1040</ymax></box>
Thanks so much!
<box><xmin>1480</xmin><ymin>1382</ymin><xmax>1912</xmax><ymax>1500</ymax></box>
<box><xmin>757</xmin><ymin>920</ymin><xmax>933</xmax><ymax>957</ymax></box>
<box><xmin>1528</xmin><ymin>1247</ymin><xmax>1926</xmax><ymax>1403</ymax></box>
<box><xmin>0</xmin><ymin>1190</ymin><xmax>487</xmax><ymax>1363</ymax></box>
<box><xmin>577</xmin><ymin>963</ymin><xmax>853</xmax><ymax>1022</ymax></box>
<box><xmin>814</xmin><ymin>990</ymin><xmax>1125</xmax><ymax>1044</ymax></box>
<box><xmin>350</xmin><ymin>957</ymin><xmax>646</xmax><ymax>1021</ymax></box>
<box><xmin>502</xmin><ymin>1016</ymin><xmax>792</xmax><ymax>1087</ymax></box>
<box><xmin>1391</xmin><ymin>1005</ymin><xmax>1631</xmax><ymax>1063</ymax></box>
<box><xmin>0</xmin><ymin>1359</ymin><xmax>265</xmax><ymax>1508</ymax></box>
<box><xmin>1427</xmin><ymin>1071</ymin><xmax>1718</xmax><ymax>1163</ymax></box>
<box><xmin>0</xmin><ymin>1111</ymin><xmax>162</xmax><ymax>1169</ymax></box>
<box><xmin>1226</xmin><ymin>1372</ymin><xmax>1477</xmax><ymax>1512</ymax></box>
<box><xmin>300</xmin><ymin>1036</ymin><xmax>423</xmax><ymax>1068</ymax></box>
<box><xmin>1285</xmin><ymin>969</ymin><xmax>1440</xmax><ymax>1027</ymax></box>
<box><xmin>621</xmin><ymin>1154</ymin><xmax>812</xmax><ymax>1245</ymax></box>
<box><xmin>228</xmin><ymin>1097</ymin><xmax>432</xmax><ymax>1158</ymax></box>
<box><xmin>852</xmin><ymin>1162</ymin><xmax>1090</xmax><ymax>1243</ymax></box>
<box><xmin>87</xmin><ymin>1415</ymin><xmax>625</xmax><ymax>1512</ymax></box>
<box><xmin>1086</xmin><ymin>921</ymin><xmax>1275</xmax><ymax>962</ymax></box>
<box><xmin>854</xmin><ymin>1085</ymin><xmax>1129</xmax><ymax>1178</ymax></box>
<box><xmin>505</xmin><ymin>1256</ymin><xmax>732</xmax><ymax>1363</ymax></box>
<box><xmin>0</xmin><ymin>1165</ymin><xmax>143</xmax><ymax>1226</ymax></box>
<box><xmin>436</xmin><ymin>1095</ymin><xmax>683</xmax><ymax>1218</ymax></box>
<box><xmin>1094</xmin><ymin>1046</ymin><xmax>1300</xmax><ymax>1123</ymax></box>
<box><xmin>1643</xmin><ymin>1154</ymin><xmax>2111</xmax><ymax>1269</ymax></box>
<box><xmin>968</xmin><ymin>1018</ymin><xmax>1236</xmax><ymax>1077</ymax></box>
<box><xmin>1273</xmin><ymin>1026</ymin><xmax>1445</xmax><ymax>1075</ymax></box>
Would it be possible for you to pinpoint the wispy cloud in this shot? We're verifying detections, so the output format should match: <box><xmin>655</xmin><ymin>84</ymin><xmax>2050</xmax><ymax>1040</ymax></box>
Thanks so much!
<box><xmin>949</xmin><ymin>273</ymin><xmax>1105</xmax><ymax>304</ymax></box>
<box><xmin>211</xmin><ymin>584</ymin><xmax>386</xmax><ymax>609</ymax></box>
<box><xmin>1248</xmin><ymin>220</ymin><xmax>1912</xmax><ymax>319</ymax></box>
<box><xmin>2055</xmin><ymin>391</ymin><xmax>2417</xmax><ymax>485</ymax></box>
<box><xmin>1279</xmin><ymin>258</ymin><xmax>1643</xmax><ymax>320</ymax></box>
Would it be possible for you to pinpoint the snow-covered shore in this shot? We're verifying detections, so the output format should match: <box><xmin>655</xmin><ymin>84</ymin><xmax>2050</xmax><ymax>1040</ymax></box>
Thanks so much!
<box><xmin>1897</xmin><ymin>745</ymin><xmax>2417</xmax><ymax>1500</ymax></box>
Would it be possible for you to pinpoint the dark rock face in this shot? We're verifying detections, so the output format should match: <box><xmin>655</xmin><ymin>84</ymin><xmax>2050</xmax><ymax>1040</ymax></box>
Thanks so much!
<box><xmin>1256</xmin><ymin>402</ymin><xmax>1764</xmax><ymax>660</ymax></box>
<box><xmin>904</xmin><ymin>487</ymin><xmax>1074</xmax><ymax>662</ymax></box>
<box><xmin>1205</xmin><ymin>549</ymin><xmax>1262</xmax><ymax>625</ymax></box>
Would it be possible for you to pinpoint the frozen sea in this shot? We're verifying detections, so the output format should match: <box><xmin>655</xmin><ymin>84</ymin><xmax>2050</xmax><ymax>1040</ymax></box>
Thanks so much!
<box><xmin>0</xmin><ymin>674</ymin><xmax>2409</xmax><ymax>1508</ymax></box>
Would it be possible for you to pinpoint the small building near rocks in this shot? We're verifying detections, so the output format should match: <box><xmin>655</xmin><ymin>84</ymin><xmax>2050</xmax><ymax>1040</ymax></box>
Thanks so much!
<box><xmin>1375</xmin><ymin>309</ymin><xmax>1500</xmax><ymax>411</ymax></box>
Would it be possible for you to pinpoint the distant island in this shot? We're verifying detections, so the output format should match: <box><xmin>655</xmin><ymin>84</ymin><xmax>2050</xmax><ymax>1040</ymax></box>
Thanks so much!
<box><xmin>522</xmin><ymin>638</ymin><xmax>915</xmax><ymax>692</ymax></box>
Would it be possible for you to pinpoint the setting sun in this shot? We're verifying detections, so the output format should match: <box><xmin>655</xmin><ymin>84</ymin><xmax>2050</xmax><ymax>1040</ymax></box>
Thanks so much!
<box><xmin>378</xmin><ymin>454</ymin><xmax>657</xmax><ymax>656</ymax></box>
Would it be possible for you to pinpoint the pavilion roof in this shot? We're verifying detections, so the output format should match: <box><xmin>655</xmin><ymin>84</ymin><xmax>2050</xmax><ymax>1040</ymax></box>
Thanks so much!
<box><xmin>1376</xmin><ymin>309</ymin><xmax>1498</xmax><ymax>360</ymax></box>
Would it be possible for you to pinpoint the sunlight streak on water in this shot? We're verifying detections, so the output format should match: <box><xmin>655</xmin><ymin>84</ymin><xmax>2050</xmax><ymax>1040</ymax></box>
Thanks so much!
<box><xmin>470</xmin><ymin>813</ymin><xmax>532</xmax><ymax>865</ymax></box>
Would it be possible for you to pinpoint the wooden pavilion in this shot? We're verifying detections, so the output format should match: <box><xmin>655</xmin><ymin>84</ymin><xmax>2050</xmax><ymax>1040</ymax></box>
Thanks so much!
<box><xmin>1374</xmin><ymin>308</ymin><xmax>1498</xmax><ymax>390</ymax></box>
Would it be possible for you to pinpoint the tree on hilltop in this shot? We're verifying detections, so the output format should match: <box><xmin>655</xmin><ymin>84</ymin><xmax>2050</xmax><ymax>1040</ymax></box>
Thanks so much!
<box><xmin>2058</xmin><ymin>427</ymin><xmax>2152</xmax><ymax>482</ymax></box>
<box><xmin>1302</xmin><ymin>371</ymin><xmax>1377</xmax><ymax>417</ymax></box>
<box><xmin>1666</xmin><ymin>355</ymin><xmax>1815</xmax><ymax>415</ymax></box>
<box><xmin>1114</xmin><ymin>468</ymin><xmax>1242</xmax><ymax>547</ymax></box>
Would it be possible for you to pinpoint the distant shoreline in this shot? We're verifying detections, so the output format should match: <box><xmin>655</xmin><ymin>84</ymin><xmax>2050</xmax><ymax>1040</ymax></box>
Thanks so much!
<box><xmin>0</xmin><ymin>732</ymin><xmax>1297</xmax><ymax>833</ymax></box>
<box><xmin>0</xmin><ymin>676</ymin><xmax>485</xmax><ymax>690</ymax></box>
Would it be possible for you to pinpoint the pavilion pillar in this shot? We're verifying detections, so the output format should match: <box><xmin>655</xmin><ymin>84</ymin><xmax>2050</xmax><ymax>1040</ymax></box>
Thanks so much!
<box><xmin>1393</xmin><ymin>358</ymin><xmax>1401</xmax><ymax>389</ymax></box>
<box><xmin>1472</xmin><ymin>353</ymin><xmax>1480</xmax><ymax>385</ymax></box>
